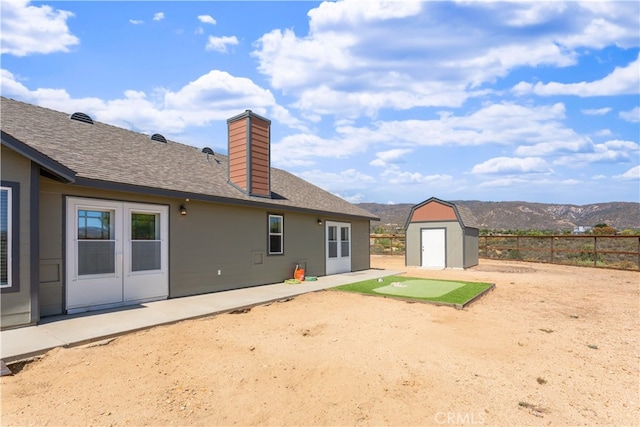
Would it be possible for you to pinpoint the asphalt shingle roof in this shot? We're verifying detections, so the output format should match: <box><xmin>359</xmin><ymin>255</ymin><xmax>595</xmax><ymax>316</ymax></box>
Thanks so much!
<box><xmin>1</xmin><ymin>97</ymin><xmax>377</xmax><ymax>220</ymax></box>
<box><xmin>454</xmin><ymin>204</ymin><xmax>479</xmax><ymax>229</ymax></box>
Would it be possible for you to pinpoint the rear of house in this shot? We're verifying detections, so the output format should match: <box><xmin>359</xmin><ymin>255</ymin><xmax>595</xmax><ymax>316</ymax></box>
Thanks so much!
<box><xmin>1</xmin><ymin>98</ymin><xmax>377</xmax><ymax>329</ymax></box>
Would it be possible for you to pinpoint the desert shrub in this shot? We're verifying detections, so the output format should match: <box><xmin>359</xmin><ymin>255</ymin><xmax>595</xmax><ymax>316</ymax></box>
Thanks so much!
<box><xmin>370</xmin><ymin>244</ymin><xmax>387</xmax><ymax>254</ymax></box>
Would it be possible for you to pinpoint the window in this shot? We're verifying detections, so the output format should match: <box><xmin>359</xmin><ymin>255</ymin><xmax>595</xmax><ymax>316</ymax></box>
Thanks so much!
<box><xmin>328</xmin><ymin>226</ymin><xmax>338</xmax><ymax>258</ymax></box>
<box><xmin>341</xmin><ymin>226</ymin><xmax>350</xmax><ymax>257</ymax></box>
<box><xmin>1</xmin><ymin>187</ymin><xmax>12</xmax><ymax>288</ymax></box>
<box><xmin>131</xmin><ymin>212</ymin><xmax>161</xmax><ymax>272</ymax></box>
<box><xmin>1</xmin><ymin>183</ymin><xmax>19</xmax><ymax>291</ymax></box>
<box><xmin>268</xmin><ymin>214</ymin><xmax>283</xmax><ymax>255</ymax></box>
<box><xmin>77</xmin><ymin>209</ymin><xmax>116</xmax><ymax>276</ymax></box>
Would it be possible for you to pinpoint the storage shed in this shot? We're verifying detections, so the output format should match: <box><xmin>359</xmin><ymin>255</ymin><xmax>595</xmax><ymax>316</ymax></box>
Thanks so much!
<box><xmin>405</xmin><ymin>197</ymin><xmax>479</xmax><ymax>269</ymax></box>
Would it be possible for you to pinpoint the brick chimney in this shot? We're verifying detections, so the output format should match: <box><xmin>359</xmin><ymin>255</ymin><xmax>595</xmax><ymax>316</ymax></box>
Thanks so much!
<box><xmin>227</xmin><ymin>110</ymin><xmax>271</xmax><ymax>198</ymax></box>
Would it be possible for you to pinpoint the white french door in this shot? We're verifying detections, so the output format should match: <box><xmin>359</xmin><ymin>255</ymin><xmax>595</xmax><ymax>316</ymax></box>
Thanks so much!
<box><xmin>66</xmin><ymin>197</ymin><xmax>168</xmax><ymax>313</ymax></box>
<box><xmin>326</xmin><ymin>221</ymin><xmax>351</xmax><ymax>275</ymax></box>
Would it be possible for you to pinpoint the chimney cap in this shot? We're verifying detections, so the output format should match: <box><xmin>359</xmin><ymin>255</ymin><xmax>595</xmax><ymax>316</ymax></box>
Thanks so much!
<box><xmin>227</xmin><ymin>109</ymin><xmax>271</xmax><ymax>124</ymax></box>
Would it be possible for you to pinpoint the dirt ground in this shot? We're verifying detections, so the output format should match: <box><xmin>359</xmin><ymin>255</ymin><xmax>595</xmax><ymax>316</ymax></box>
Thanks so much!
<box><xmin>1</xmin><ymin>256</ymin><xmax>639</xmax><ymax>426</ymax></box>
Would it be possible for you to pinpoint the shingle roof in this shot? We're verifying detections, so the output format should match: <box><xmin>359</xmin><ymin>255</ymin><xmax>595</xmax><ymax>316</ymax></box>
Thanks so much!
<box><xmin>1</xmin><ymin>97</ymin><xmax>377</xmax><ymax>220</ymax></box>
<box><xmin>454</xmin><ymin>204</ymin><xmax>479</xmax><ymax>229</ymax></box>
<box><xmin>406</xmin><ymin>197</ymin><xmax>479</xmax><ymax>229</ymax></box>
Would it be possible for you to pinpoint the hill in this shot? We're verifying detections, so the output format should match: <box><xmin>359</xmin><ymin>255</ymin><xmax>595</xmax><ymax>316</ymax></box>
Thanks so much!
<box><xmin>357</xmin><ymin>201</ymin><xmax>640</xmax><ymax>232</ymax></box>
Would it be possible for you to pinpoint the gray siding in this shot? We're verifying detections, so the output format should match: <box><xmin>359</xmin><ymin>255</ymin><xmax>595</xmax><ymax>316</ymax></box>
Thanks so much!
<box><xmin>37</xmin><ymin>178</ymin><xmax>370</xmax><ymax>315</ymax></box>
<box><xmin>349</xmin><ymin>219</ymin><xmax>371</xmax><ymax>272</ymax></box>
<box><xmin>169</xmin><ymin>200</ymin><xmax>328</xmax><ymax>297</ymax></box>
<box><xmin>1</xmin><ymin>147</ymin><xmax>32</xmax><ymax>328</ymax></box>
<box><xmin>463</xmin><ymin>227</ymin><xmax>479</xmax><ymax>268</ymax></box>
<box><xmin>444</xmin><ymin>221</ymin><xmax>465</xmax><ymax>269</ymax></box>
<box><xmin>405</xmin><ymin>221</ymin><xmax>463</xmax><ymax>268</ymax></box>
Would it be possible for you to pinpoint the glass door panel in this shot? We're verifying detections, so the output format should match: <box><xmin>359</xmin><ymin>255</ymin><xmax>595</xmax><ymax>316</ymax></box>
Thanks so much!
<box><xmin>131</xmin><ymin>212</ymin><xmax>161</xmax><ymax>272</ymax></box>
<box><xmin>77</xmin><ymin>209</ymin><xmax>116</xmax><ymax>275</ymax></box>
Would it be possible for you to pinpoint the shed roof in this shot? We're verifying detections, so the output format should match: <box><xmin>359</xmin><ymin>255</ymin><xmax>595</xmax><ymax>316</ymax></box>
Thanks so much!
<box><xmin>406</xmin><ymin>197</ymin><xmax>479</xmax><ymax>229</ymax></box>
<box><xmin>0</xmin><ymin>97</ymin><xmax>377</xmax><ymax>220</ymax></box>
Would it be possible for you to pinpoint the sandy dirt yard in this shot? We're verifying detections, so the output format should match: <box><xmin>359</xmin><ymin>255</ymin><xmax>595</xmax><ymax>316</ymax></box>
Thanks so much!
<box><xmin>1</xmin><ymin>256</ymin><xmax>639</xmax><ymax>426</ymax></box>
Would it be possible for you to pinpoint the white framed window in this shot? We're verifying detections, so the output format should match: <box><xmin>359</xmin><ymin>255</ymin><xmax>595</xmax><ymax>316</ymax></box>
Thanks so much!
<box><xmin>268</xmin><ymin>214</ymin><xmax>283</xmax><ymax>255</ymax></box>
<box><xmin>340</xmin><ymin>226</ymin><xmax>350</xmax><ymax>257</ymax></box>
<box><xmin>1</xmin><ymin>185</ymin><xmax>13</xmax><ymax>289</ymax></box>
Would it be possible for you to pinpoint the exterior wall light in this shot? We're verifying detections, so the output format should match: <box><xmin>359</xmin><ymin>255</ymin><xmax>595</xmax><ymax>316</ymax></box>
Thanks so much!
<box><xmin>179</xmin><ymin>205</ymin><xmax>187</xmax><ymax>216</ymax></box>
<box><xmin>317</xmin><ymin>219</ymin><xmax>323</xmax><ymax>226</ymax></box>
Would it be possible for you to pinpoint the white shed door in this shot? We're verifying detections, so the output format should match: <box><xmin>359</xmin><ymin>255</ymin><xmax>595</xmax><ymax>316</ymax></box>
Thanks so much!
<box><xmin>66</xmin><ymin>197</ymin><xmax>168</xmax><ymax>313</ymax></box>
<box><xmin>421</xmin><ymin>228</ymin><xmax>446</xmax><ymax>268</ymax></box>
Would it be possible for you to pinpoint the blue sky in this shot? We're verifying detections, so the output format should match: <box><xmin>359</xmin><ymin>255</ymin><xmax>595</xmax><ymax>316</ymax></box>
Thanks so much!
<box><xmin>1</xmin><ymin>1</ymin><xmax>639</xmax><ymax>205</ymax></box>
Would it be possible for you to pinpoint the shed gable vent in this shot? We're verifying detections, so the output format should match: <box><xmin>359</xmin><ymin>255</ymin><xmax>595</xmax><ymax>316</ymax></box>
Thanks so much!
<box><xmin>69</xmin><ymin>112</ymin><xmax>93</xmax><ymax>124</ymax></box>
<box><xmin>150</xmin><ymin>133</ymin><xmax>167</xmax><ymax>143</ymax></box>
<box><xmin>202</xmin><ymin>147</ymin><xmax>214</xmax><ymax>155</ymax></box>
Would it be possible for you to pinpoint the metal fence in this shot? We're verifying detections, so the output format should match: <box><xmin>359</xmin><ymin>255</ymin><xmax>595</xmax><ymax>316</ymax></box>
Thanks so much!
<box><xmin>370</xmin><ymin>234</ymin><xmax>640</xmax><ymax>271</ymax></box>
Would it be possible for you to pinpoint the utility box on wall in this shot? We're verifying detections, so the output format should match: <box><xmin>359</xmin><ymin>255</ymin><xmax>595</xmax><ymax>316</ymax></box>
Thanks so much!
<box><xmin>405</xmin><ymin>197</ymin><xmax>479</xmax><ymax>269</ymax></box>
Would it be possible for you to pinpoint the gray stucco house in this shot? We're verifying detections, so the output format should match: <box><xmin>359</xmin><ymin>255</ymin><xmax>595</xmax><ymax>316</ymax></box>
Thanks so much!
<box><xmin>0</xmin><ymin>97</ymin><xmax>377</xmax><ymax>329</ymax></box>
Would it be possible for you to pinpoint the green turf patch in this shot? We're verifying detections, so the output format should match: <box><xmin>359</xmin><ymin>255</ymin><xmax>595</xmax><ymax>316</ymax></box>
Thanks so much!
<box><xmin>334</xmin><ymin>275</ymin><xmax>493</xmax><ymax>307</ymax></box>
<box><xmin>374</xmin><ymin>279</ymin><xmax>464</xmax><ymax>298</ymax></box>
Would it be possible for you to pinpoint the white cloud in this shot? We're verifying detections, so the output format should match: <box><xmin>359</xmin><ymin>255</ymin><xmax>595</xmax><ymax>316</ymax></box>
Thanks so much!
<box><xmin>253</xmin><ymin>1</ymin><xmax>638</xmax><ymax>118</ymax></box>
<box><xmin>498</xmin><ymin>2</ymin><xmax>568</xmax><ymax>27</ymax></box>
<box><xmin>614</xmin><ymin>165</ymin><xmax>640</xmax><ymax>180</ymax></box>
<box><xmin>271</xmin><ymin>132</ymin><xmax>369</xmax><ymax>167</ymax></box>
<box><xmin>559</xmin><ymin>2</ymin><xmax>640</xmax><ymax>49</ymax></box>
<box><xmin>205</xmin><ymin>35</ymin><xmax>239</xmax><ymax>53</ymax></box>
<box><xmin>308</xmin><ymin>0</ymin><xmax>422</xmax><ymax>29</ymax></box>
<box><xmin>198</xmin><ymin>15</ymin><xmax>217</xmax><ymax>25</ymax></box>
<box><xmin>334</xmin><ymin>192</ymin><xmax>367</xmax><ymax>204</ymax></box>
<box><xmin>380</xmin><ymin>169</ymin><xmax>453</xmax><ymax>185</ymax></box>
<box><xmin>552</xmin><ymin>140</ymin><xmax>640</xmax><ymax>167</ymax></box>
<box><xmin>512</xmin><ymin>54</ymin><xmax>640</xmax><ymax>97</ymax></box>
<box><xmin>162</xmin><ymin>70</ymin><xmax>277</xmax><ymax>120</ymax></box>
<box><xmin>369</xmin><ymin>149</ymin><xmax>412</xmax><ymax>167</ymax></box>
<box><xmin>0</xmin><ymin>68</ymin><xmax>291</xmax><ymax>137</ymax></box>
<box><xmin>268</xmin><ymin>100</ymin><xmax>591</xmax><ymax>170</ymax></box>
<box><xmin>515</xmin><ymin>138</ymin><xmax>593</xmax><ymax>157</ymax></box>
<box><xmin>620</xmin><ymin>106</ymin><xmax>640</xmax><ymax>123</ymax></box>
<box><xmin>295</xmin><ymin>169</ymin><xmax>376</xmax><ymax>194</ymax></box>
<box><xmin>595</xmin><ymin>129</ymin><xmax>613</xmax><ymax>137</ymax></box>
<box><xmin>582</xmin><ymin>107</ymin><xmax>611</xmax><ymax>116</ymax></box>
<box><xmin>153</xmin><ymin>12</ymin><xmax>164</xmax><ymax>21</ymax></box>
<box><xmin>0</xmin><ymin>0</ymin><xmax>79</xmax><ymax>56</ymax></box>
<box><xmin>129</xmin><ymin>19</ymin><xmax>143</xmax><ymax>25</ymax></box>
<box><xmin>471</xmin><ymin>157</ymin><xmax>552</xmax><ymax>175</ymax></box>
<box><xmin>352</xmin><ymin>102</ymin><xmax>578</xmax><ymax>148</ymax></box>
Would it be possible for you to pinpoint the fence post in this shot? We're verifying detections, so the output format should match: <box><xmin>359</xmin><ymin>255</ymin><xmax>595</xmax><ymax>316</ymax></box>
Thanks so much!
<box><xmin>550</xmin><ymin>236</ymin><xmax>554</xmax><ymax>264</ymax></box>
<box><xmin>593</xmin><ymin>236</ymin><xmax>597</xmax><ymax>268</ymax></box>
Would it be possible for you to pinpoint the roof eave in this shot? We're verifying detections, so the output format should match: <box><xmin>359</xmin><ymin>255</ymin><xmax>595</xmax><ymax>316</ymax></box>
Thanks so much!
<box><xmin>72</xmin><ymin>177</ymin><xmax>379</xmax><ymax>221</ymax></box>
<box><xmin>1</xmin><ymin>130</ymin><xmax>76</xmax><ymax>183</ymax></box>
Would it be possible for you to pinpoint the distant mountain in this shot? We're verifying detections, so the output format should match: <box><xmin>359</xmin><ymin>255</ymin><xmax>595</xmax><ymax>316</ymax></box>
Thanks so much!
<box><xmin>357</xmin><ymin>201</ymin><xmax>640</xmax><ymax>232</ymax></box>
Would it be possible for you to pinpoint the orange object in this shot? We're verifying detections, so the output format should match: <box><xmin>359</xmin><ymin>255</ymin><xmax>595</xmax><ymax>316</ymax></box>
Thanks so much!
<box><xmin>294</xmin><ymin>265</ymin><xmax>305</xmax><ymax>281</ymax></box>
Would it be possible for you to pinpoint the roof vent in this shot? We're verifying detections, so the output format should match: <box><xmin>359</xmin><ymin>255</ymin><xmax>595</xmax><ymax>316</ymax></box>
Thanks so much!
<box><xmin>202</xmin><ymin>147</ymin><xmax>214</xmax><ymax>155</ymax></box>
<box><xmin>69</xmin><ymin>112</ymin><xmax>93</xmax><ymax>124</ymax></box>
<box><xmin>150</xmin><ymin>133</ymin><xmax>167</xmax><ymax>143</ymax></box>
